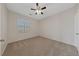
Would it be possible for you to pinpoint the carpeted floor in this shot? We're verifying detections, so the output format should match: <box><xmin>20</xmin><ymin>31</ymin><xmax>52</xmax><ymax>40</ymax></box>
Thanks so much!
<box><xmin>3</xmin><ymin>36</ymin><xmax>79</xmax><ymax>56</ymax></box>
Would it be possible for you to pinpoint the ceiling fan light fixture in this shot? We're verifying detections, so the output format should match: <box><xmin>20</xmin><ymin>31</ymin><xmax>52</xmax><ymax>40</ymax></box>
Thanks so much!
<box><xmin>31</xmin><ymin>3</ymin><xmax>46</xmax><ymax>15</ymax></box>
<box><xmin>36</xmin><ymin>10</ymin><xmax>42</xmax><ymax>15</ymax></box>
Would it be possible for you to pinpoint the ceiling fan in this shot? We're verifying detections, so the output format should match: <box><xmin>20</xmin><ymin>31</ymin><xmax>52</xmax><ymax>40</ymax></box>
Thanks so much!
<box><xmin>31</xmin><ymin>3</ymin><xmax>46</xmax><ymax>15</ymax></box>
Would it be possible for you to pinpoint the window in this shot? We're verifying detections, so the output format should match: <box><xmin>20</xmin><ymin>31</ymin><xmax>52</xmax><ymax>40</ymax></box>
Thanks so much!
<box><xmin>17</xmin><ymin>17</ymin><xmax>30</xmax><ymax>33</ymax></box>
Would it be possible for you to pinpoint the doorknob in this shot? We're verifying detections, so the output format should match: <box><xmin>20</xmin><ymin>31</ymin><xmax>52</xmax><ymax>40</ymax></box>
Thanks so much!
<box><xmin>76</xmin><ymin>33</ymin><xmax>79</xmax><ymax>35</ymax></box>
<box><xmin>0</xmin><ymin>39</ymin><xmax>5</xmax><ymax>42</ymax></box>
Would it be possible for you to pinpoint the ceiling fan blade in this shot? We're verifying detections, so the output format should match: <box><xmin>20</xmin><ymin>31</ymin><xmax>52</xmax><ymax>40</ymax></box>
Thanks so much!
<box><xmin>41</xmin><ymin>7</ymin><xmax>46</xmax><ymax>10</ymax></box>
<box><xmin>31</xmin><ymin>8</ymin><xmax>36</xmax><ymax>10</ymax></box>
<box><xmin>36</xmin><ymin>3</ymin><xmax>38</xmax><ymax>6</ymax></box>
<box><xmin>41</xmin><ymin>12</ymin><xmax>43</xmax><ymax>14</ymax></box>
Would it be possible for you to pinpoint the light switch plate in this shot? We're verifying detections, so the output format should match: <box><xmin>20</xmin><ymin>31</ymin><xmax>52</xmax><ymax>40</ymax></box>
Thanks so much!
<box><xmin>76</xmin><ymin>33</ymin><xmax>79</xmax><ymax>35</ymax></box>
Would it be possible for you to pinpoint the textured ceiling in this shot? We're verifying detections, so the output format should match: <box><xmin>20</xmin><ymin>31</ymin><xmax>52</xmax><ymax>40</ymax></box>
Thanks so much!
<box><xmin>6</xmin><ymin>3</ymin><xmax>76</xmax><ymax>20</ymax></box>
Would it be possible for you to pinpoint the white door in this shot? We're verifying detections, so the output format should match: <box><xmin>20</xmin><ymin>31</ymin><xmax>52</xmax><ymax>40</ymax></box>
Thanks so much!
<box><xmin>74</xmin><ymin>5</ymin><xmax>79</xmax><ymax>53</ymax></box>
<box><xmin>0</xmin><ymin>4</ymin><xmax>7</xmax><ymax>55</ymax></box>
<box><xmin>0</xmin><ymin>4</ymin><xmax>2</xmax><ymax>56</ymax></box>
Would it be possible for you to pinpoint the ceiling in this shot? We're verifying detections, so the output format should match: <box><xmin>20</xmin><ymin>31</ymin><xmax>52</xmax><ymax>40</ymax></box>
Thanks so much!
<box><xmin>6</xmin><ymin>3</ymin><xmax>76</xmax><ymax>20</ymax></box>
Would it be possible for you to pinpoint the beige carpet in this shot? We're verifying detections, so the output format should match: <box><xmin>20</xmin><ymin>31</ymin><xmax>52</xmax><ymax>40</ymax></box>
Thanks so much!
<box><xmin>3</xmin><ymin>36</ymin><xmax>78</xmax><ymax>56</ymax></box>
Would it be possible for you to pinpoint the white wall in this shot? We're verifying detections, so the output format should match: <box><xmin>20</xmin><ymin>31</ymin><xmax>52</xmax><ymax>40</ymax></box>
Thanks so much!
<box><xmin>0</xmin><ymin>4</ymin><xmax>8</xmax><ymax>55</ymax></box>
<box><xmin>7</xmin><ymin>11</ymin><xmax>39</xmax><ymax>43</ymax></box>
<box><xmin>40</xmin><ymin>7</ymin><xmax>76</xmax><ymax>45</ymax></box>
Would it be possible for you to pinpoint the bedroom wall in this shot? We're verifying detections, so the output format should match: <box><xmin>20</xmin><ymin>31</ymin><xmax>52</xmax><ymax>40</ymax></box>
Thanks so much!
<box><xmin>40</xmin><ymin>7</ymin><xmax>77</xmax><ymax>46</ymax></box>
<box><xmin>7</xmin><ymin>11</ymin><xmax>39</xmax><ymax>43</ymax></box>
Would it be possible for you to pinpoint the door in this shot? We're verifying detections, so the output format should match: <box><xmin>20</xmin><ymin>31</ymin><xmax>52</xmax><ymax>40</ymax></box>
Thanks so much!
<box><xmin>74</xmin><ymin>5</ymin><xmax>79</xmax><ymax>53</ymax></box>
<box><xmin>0</xmin><ymin>3</ymin><xmax>2</xmax><ymax>56</ymax></box>
<box><xmin>0</xmin><ymin>4</ymin><xmax>8</xmax><ymax>55</ymax></box>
